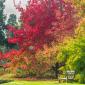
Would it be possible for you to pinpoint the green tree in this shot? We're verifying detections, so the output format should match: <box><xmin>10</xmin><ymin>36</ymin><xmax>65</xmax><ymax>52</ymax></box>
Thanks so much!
<box><xmin>0</xmin><ymin>0</ymin><xmax>17</xmax><ymax>53</ymax></box>
<box><xmin>7</xmin><ymin>14</ymin><xmax>17</xmax><ymax>26</ymax></box>
<box><xmin>57</xmin><ymin>18</ymin><xmax>85</xmax><ymax>83</ymax></box>
<box><xmin>0</xmin><ymin>0</ymin><xmax>7</xmax><ymax>53</ymax></box>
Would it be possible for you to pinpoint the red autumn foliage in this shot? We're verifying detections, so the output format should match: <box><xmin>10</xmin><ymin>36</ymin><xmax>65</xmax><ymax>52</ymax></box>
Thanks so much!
<box><xmin>7</xmin><ymin>0</ymin><xmax>76</xmax><ymax>51</ymax></box>
<box><xmin>0</xmin><ymin>0</ymin><xmax>77</xmax><ymax>75</ymax></box>
<box><xmin>1</xmin><ymin>49</ymin><xmax>26</xmax><ymax>69</ymax></box>
<box><xmin>0</xmin><ymin>52</ymin><xmax>3</xmax><ymax>60</ymax></box>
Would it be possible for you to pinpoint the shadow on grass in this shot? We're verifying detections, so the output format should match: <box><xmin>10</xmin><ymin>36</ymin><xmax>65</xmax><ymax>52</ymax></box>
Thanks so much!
<box><xmin>0</xmin><ymin>80</ymin><xmax>13</xmax><ymax>84</ymax></box>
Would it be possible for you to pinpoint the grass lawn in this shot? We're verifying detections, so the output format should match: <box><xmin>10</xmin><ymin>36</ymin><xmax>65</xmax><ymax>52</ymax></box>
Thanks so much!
<box><xmin>0</xmin><ymin>80</ymin><xmax>84</xmax><ymax>85</ymax></box>
<box><xmin>0</xmin><ymin>74</ymin><xmax>84</xmax><ymax>85</ymax></box>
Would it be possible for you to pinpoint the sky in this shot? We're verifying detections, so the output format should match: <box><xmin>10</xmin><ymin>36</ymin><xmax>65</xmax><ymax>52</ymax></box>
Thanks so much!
<box><xmin>4</xmin><ymin>0</ymin><xmax>28</xmax><ymax>19</ymax></box>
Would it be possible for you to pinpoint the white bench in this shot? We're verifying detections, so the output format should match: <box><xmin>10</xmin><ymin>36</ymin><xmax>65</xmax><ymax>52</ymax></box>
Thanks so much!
<box><xmin>58</xmin><ymin>70</ymin><xmax>75</xmax><ymax>83</ymax></box>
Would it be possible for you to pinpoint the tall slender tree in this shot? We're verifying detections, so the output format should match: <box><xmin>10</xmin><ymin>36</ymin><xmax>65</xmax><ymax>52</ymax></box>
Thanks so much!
<box><xmin>0</xmin><ymin>0</ymin><xmax>7</xmax><ymax>53</ymax></box>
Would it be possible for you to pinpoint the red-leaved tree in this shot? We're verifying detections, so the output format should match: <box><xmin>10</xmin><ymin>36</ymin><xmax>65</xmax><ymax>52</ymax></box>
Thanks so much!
<box><xmin>1</xmin><ymin>0</ymin><xmax>77</xmax><ymax>76</ymax></box>
<box><xmin>7</xmin><ymin>0</ymin><xmax>76</xmax><ymax>51</ymax></box>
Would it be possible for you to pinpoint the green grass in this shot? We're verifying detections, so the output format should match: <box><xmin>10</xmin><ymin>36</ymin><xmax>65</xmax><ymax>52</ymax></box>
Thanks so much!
<box><xmin>0</xmin><ymin>81</ymin><xmax>84</xmax><ymax>85</ymax></box>
<box><xmin>0</xmin><ymin>74</ymin><xmax>84</xmax><ymax>85</ymax></box>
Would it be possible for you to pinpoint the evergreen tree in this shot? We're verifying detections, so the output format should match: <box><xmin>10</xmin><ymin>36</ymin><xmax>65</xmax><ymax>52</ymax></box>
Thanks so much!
<box><xmin>7</xmin><ymin>14</ymin><xmax>19</xmax><ymax>50</ymax></box>
<box><xmin>0</xmin><ymin>1</ymin><xmax>18</xmax><ymax>52</ymax></box>
<box><xmin>0</xmin><ymin>0</ymin><xmax>7</xmax><ymax>52</ymax></box>
<box><xmin>7</xmin><ymin>14</ymin><xmax>17</xmax><ymax>26</ymax></box>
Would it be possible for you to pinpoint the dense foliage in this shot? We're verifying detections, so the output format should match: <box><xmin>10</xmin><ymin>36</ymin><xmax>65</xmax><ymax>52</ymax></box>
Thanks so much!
<box><xmin>0</xmin><ymin>0</ymin><xmax>7</xmax><ymax>52</ymax></box>
<box><xmin>57</xmin><ymin>18</ymin><xmax>85</xmax><ymax>83</ymax></box>
<box><xmin>72</xmin><ymin>0</ymin><xmax>85</xmax><ymax>17</ymax></box>
<box><xmin>7</xmin><ymin>0</ymin><xmax>76</xmax><ymax>51</ymax></box>
<box><xmin>7</xmin><ymin>14</ymin><xmax>17</xmax><ymax>27</ymax></box>
<box><xmin>4</xmin><ymin>0</ymin><xmax>76</xmax><ymax>75</ymax></box>
<box><xmin>1</xmin><ymin>0</ymin><xmax>85</xmax><ymax>82</ymax></box>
